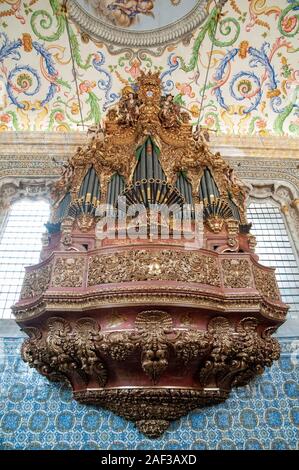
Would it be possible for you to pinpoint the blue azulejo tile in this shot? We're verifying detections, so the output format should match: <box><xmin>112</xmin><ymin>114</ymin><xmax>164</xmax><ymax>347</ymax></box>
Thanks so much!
<box><xmin>264</xmin><ymin>408</ymin><xmax>283</xmax><ymax>428</ymax></box>
<box><xmin>28</xmin><ymin>411</ymin><xmax>49</xmax><ymax>432</ymax></box>
<box><xmin>58</xmin><ymin>384</ymin><xmax>72</xmax><ymax>403</ymax></box>
<box><xmin>279</xmin><ymin>356</ymin><xmax>294</xmax><ymax>373</ymax></box>
<box><xmin>80</xmin><ymin>441</ymin><xmax>99</xmax><ymax>450</ymax></box>
<box><xmin>55</xmin><ymin>441</ymin><xmax>72</xmax><ymax>450</ymax></box>
<box><xmin>8</xmin><ymin>382</ymin><xmax>27</xmax><ymax>402</ymax></box>
<box><xmin>13</xmin><ymin>357</ymin><xmax>29</xmax><ymax>374</ymax></box>
<box><xmin>82</xmin><ymin>410</ymin><xmax>102</xmax><ymax>432</ymax></box>
<box><xmin>234</xmin><ymin>384</ymin><xmax>254</xmax><ymax>400</ymax></box>
<box><xmin>1</xmin><ymin>411</ymin><xmax>21</xmax><ymax>433</ymax></box>
<box><xmin>108</xmin><ymin>441</ymin><xmax>128</xmax><ymax>450</ymax></box>
<box><xmin>26</xmin><ymin>441</ymin><xmax>45</xmax><ymax>450</ymax></box>
<box><xmin>163</xmin><ymin>440</ymin><xmax>182</xmax><ymax>450</ymax></box>
<box><xmin>271</xmin><ymin>439</ymin><xmax>289</xmax><ymax>450</ymax></box>
<box><xmin>0</xmin><ymin>336</ymin><xmax>298</xmax><ymax>450</ymax></box>
<box><xmin>217</xmin><ymin>439</ymin><xmax>236</xmax><ymax>450</ymax></box>
<box><xmin>55</xmin><ymin>412</ymin><xmax>75</xmax><ymax>432</ymax></box>
<box><xmin>214</xmin><ymin>409</ymin><xmax>232</xmax><ymax>430</ymax></box>
<box><xmin>33</xmin><ymin>384</ymin><xmax>53</xmax><ymax>402</ymax></box>
<box><xmin>191</xmin><ymin>439</ymin><xmax>208</xmax><ymax>450</ymax></box>
<box><xmin>259</xmin><ymin>381</ymin><xmax>277</xmax><ymax>400</ymax></box>
<box><xmin>189</xmin><ymin>411</ymin><xmax>207</xmax><ymax>431</ymax></box>
<box><xmin>239</xmin><ymin>409</ymin><xmax>258</xmax><ymax>429</ymax></box>
<box><xmin>290</xmin><ymin>406</ymin><xmax>299</xmax><ymax>427</ymax></box>
<box><xmin>108</xmin><ymin>413</ymin><xmax>129</xmax><ymax>433</ymax></box>
<box><xmin>244</xmin><ymin>439</ymin><xmax>263</xmax><ymax>450</ymax></box>
<box><xmin>284</xmin><ymin>380</ymin><xmax>299</xmax><ymax>399</ymax></box>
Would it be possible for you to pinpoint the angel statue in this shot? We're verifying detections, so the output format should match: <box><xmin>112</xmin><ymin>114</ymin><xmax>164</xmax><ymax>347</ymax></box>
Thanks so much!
<box><xmin>159</xmin><ymin>94</ymin><xmax>191</xmax><ymax>129</ymax></box>
<box><xmin>159</xmin><ymin>94</ymin><xmax>181</xmax><ymax>129</ymax></box>
<box><xmin>52</xmin><ymin>156</ymin><xmax>74</xmax><ymax>190</ymax></box>
<box><xmin>87</xmin><ymin>123</ymin><xmax>106</xmax><ymax>149</ymax></box>
<box><xmin>118</xmin><ymin>88</ymin><xmax>140</xmax><ymax>126</ymax></box>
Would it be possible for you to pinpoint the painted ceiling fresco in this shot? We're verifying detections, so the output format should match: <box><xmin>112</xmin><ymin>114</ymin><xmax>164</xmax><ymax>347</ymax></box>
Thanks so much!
<box><xmin>77</xmin><ymin>0</ymin><xmax>199</xmax><ymax>30</ymax></box>
<box><xmin>0</xmin><ymin>0</ymin><xmax>298</xmax><ymax>135</ymax></box>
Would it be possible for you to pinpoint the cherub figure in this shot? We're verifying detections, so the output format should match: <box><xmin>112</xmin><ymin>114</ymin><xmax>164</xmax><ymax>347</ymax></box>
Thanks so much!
<box><xmin>159</xmin><ymin>94</ymin><xmax>181</xmax><ymax>129</ymax></box>
<box><xmin>52</xmin><ymin>156</ymin><xmax>74</xmax><ymax>189</ymax></box>
<box><xmin>88</xmin><ymin>123</ymin><xmax>105</xmax><ymax>149</ymax></box>
<box><xmin>118</xmin><ymin>90</ymin><xmax>140</xmax><ymax>126</ymax></box>
<box><xmin>50</xmin><ymin>157</ymin><xmax>74</xmax><ymax>206</ymax></box>
<box><xmin>107</xmin><ymin>1</ymin><xmax>154</xmax><ymax>26</ymax></box>
<box><xmin>193</xmin><ymin>125</ymin><xmax>210</xmax><ymax>148</ymax></box>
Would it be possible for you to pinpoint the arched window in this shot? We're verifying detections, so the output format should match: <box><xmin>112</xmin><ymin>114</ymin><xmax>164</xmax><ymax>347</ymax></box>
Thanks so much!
<box><xmin>0</xmin><ymin>199</ymin><xmax>49</xmax><ymax>319</ymax></box>
<box><xmin>247</xmin><ymin>201</ymin><xmax>299</xmax><ymax>323</ymax></box>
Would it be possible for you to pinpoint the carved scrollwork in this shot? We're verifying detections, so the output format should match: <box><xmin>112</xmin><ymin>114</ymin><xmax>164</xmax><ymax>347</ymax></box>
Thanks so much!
<box><xmin>131</xmin><ymin>310</ymin><xmax>174</xmax><ymax>382</ymax></box>
<box><xmin>173</xmin><ymin>329</ymin><xmax>211</xmax><ymax>365</ymax></box>
<box><xmin>222</xmin><ymin>259</ymin><xmax>252</xmax><ymax>288</ymax></box>
<box><xmin>20</xmin><ymin>311</ymin><xmax>281</xmax><ymax>436</ymax></box>
<box><xmin>20</xmin><ymin>263</ymin><xmax>52</xmax><ymax>299</ymax></box>
<box><xmin>74</xmin><ymin>387</ymin><xmax>228</xmax><ymax>438</ymax></box>
<box><xmin>253</xmin><ymin>265</ymin><xmax>280</xmax><ymax>301</ymax></box>
<box><xmin>72</xmin><ymin>318</ymin><xmax>107</xmax><ymax>385</ymax></box>
<box><xmin>100</xmin><ymin>310</ymin><xmax>212</xmax><ymax>382</ymax></box>
<box><xmin>52</xmin><ymin>257</ymin><xmax>84</xmax><ymax>288</ymax></box>
<box><xmin>99</xmin><ymin>331</ymin><xmax>135</xmax><ymax>361</ymax></box>
<box><xmin>88</xmin><ymin>250</ymin><xmax>221</xmax><ymax>287</ymax></box>
<box><xmin>21</xmin><ymin>317</ymin><xmax>108</xmax><ymax>387</ymax></box>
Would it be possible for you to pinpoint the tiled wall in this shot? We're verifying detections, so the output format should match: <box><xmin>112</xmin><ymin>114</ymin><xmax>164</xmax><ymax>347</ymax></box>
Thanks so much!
<box><xmin>0</xmin><ymin>336</ymin><xmax>298</xmax><ymax>450</ymax></box>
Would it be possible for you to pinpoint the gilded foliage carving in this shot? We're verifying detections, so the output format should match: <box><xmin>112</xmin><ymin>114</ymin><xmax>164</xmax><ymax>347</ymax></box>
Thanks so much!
<box><xmin>132</xmin><ymin>310</ymin><xmax>174</xmax><ymax>382</ymax></box>
<box><xmin>52</xmin><ymin>257</ymin><xmax>84</xmax><ymax>288</ymax></box>
<box><xmin>50</xmin><ymin>72</ymin><xmax>246</xmax><ymax>216</ymax></box>
<box><xmin>22</xmin><ymin>317</ymin><xmax>107</xmax><ymax>386</ymax></box>
<box><xmin>22</xmin><ymin>312</ymin><xmax>280</xmax><ymax>392</ymax></box>
<box><xmin>253</xmin><ymin>265</ymin><xmax>280</xmax><ymax>301</ymax></box>
<box><xmin>88</xmin><ymin>250</ymin><xmax>221</xmax><ymax>287</ymax></box>
<box><xmin>20</xmin><ymin>263</ymin><xmax>52</xmax><ymax>299</ymax></box>
<box><xmin>20</xmin><ymin>310</ymin><xmax>281</xmax><ymax>436</ymax></box>
<box><xmin>74</xmin><ymin>388</ymin><xmax>227</xmax><ymax>438</ymax></box>
<box><xmin>100</xmin><ymin>310</ymin><xmax>211</xmax><ymax>382</ymax></box>
<box><xmin>222</xmin><ymin>259</ymin><xmax>252</xmax><ymax>288</ymax></box>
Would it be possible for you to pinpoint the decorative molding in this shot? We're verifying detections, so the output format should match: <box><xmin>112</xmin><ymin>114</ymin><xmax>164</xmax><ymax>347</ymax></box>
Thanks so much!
<box><xmin>0</xmin><ymin>178</ymin><xmax>53</xmax><ymax>211</ymax></box>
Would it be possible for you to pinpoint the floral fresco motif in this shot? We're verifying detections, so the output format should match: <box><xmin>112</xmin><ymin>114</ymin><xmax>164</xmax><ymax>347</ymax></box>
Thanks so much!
<box><xmin>0</xmin><ymin>0</ymin><xmax>298</xmax><ymax>136</ymax></box>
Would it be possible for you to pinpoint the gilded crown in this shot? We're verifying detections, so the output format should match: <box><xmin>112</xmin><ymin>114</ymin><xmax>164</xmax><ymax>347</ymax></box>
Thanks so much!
<box><xmin>136</xmin><ymin>70</ymin><xmax>161</xmax><ymax>88</ymax></box>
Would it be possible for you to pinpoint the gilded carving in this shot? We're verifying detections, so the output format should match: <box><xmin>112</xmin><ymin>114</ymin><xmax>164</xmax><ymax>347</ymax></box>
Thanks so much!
<box><xmin>222</xmin><ymin>259</ymin><xmax>252</xmax><ymax>288</ymax></box>
<box><xmin>21</xmin><ymin>311</ymin><xmax>281</xmax><ymax>437</ymax></box>
<box><xmin>253</xmin><ymin>265</ymin><xmax>280</xmax><ymax>301</ymax></box>
<box><xmin>132</xmin><ymin>310</ymin><xmax>173</xmax><ymax>382</ymax></box>
<box><xmin>20</xmin><ymin>263</ymin><xmax>52</xmax><ymax>299</ymax></box>
<box><xmin>75</xmin><ymin>213</ymin><xmax>95</xmax><ymax>232</ymax></box>
<box><xmin>88</xmin><ymin>250</ymin><xmax>221</xmax><ymax>287</ymax></box>
<box><xmin>100</xmin><ymin>310</ymin><xmax>211</xmax><ymax>381</ymax></box>
<box><xmin>22</xmin><ymin>317</ymin><xmax>107</xmax><ymax>387</ymax></box>
<box><xmin>47</xmin><ymin>71</ymin><xmax>246</xmax><ymax>217</ymax></box>
<box><xmin>74</xmin><ymin>388</ymin><xmax>227</xmax><ymax>438</ymax></box>
<box><xmin>52</xmin><ymin>257</ymin><xmax>84</xmax><ymax>288</ymax></box>
<box><xmin>99</xmin><ymin>331</ymin><xmax>134</xmax><ymax>361</ymax></box>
